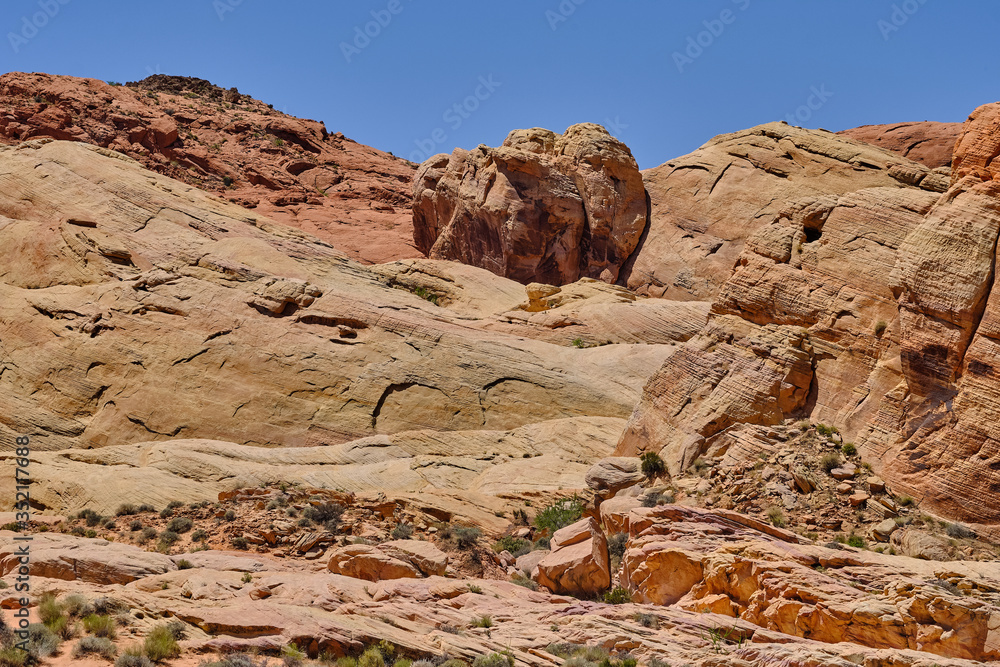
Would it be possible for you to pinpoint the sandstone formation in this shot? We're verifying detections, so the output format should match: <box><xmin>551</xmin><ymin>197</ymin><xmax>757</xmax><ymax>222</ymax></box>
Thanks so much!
<box><xmin>0</xmin><ymin>139</ymin><xmax>675</xmax><ymax>455</ymax></box>
<box><xmin>625</xmin><ymin>122</ymin><xmax>948</xmax><ymax>301</ymax></box>
<box><xmin>412</xmin><ymin>124</ymin><xmax>647</xmax><ymax>285</ymax></box>
<box><xmin>839</xmin><ymin>121</ymin><xmax>962</xmax><ymax>168</ymax></box>
<box><xmin>0</xmin><ymin>72</ymin><xmax>419</xmax><ymax>264</ymax></box>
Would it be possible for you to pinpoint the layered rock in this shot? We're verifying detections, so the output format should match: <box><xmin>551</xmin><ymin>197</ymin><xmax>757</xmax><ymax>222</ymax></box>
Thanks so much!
<box><xmin>626</xmin><ymin>122</ymin><xmax>947</xmax><ymax>301</ymax></box>
<box><xmin>0</xmin><ymin>72</ymin><xmax>419</xmax><ymax>264</ymax></box>
<box><xmin>536</xmin><ymin>518</ymin><xmax>610</xmax><ymax>595</ymax></box>
<box><xmin>839</xmin><ymin>121</ymin><xmax>962</xmax><ymax>169</ymax></box>
<box><xmin>412</xmin><ymin>123</ymin><xmax>647</xmax><ymax>285</ymax></box>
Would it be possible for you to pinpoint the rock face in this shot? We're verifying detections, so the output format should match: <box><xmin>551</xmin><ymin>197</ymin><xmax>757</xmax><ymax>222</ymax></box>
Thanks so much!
<box><xmin>412</xmin><ymin>123</ymin><xmax>647</xmax><ymax>285</ymax></box>
<box><xmin>0</xmin><ymin>72</ymin><xmax>419</xmax><ymax>264</ymax></box>
<box><xmin>584</xmin><ymin>457</ymin><xmax>645</xmax><ymax>498</ymax></box>
<box><xmin>625</xmin><ymin>122</ymin><xmax>947</xmax><ymax>301</ymax></box>
<box><xmin>0</xmin><ymin>139</ymin><xmax>673</xmax><ymax>454</ymax></box>
<box><xmin>536</xmin><ymin>518</ymin><xmax>610</xmax><ymax>595</ymax></box>
<box><xmin>327</xmin><ymin>544</ymin><xmax>423</xmax><ymax>582</ymax></box>
<box><xmin>950</xmin><ymin>102</ymin><xmax>1000</xmax><ymax>184</ymax></box>
<box><xmin>839</xmin><ymin>122</ymin><xmax>963</xmax><ymax>168</ymax></box>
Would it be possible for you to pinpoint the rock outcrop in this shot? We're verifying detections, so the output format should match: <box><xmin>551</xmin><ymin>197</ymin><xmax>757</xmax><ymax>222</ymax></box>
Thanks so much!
<box><xmin>0</xmin><ymin>72</ymin><xmax>419</xmax><ymax>264</ymax></box>
<box><xmin>412</xmin><ymin>123</ymin><xmax>647</xmax><ymax>285</ymax></box>
<box><xmin>535</xmin><ymin>518</ymin><xmax>610</xmax><ymax>595</ymax></box>
<box><xmin>839</xmin><ymin>121</ymin><xmax>962</xmax><ymax>168</ymax></box>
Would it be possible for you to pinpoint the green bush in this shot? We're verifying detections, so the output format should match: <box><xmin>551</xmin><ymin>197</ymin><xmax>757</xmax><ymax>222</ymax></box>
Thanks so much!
<box><xmin>79</xmin><ymin>509</ymin><xmax>103</xmax><ymax>527</ymax></box>
<box><xmin>390</xmin><ymin>523</ymin><xmax>414</xmax><ymax>540</ymax></box>
<box><xmin>766</xmin><ymin>507</ymin><xmax>786</xmax><ymax>528</ymax></box>
<box><xmin>847</xmin><ymin>535</ymin><xmax>866</xmax><ymax>549</ymax></box>
<box><xmin>73</xmin><ymin>636</ymin><xmax>116</xmax><ymax>659</ymax></box>
<box><xmin>492</xmin><ymin>535</ymin><xmax>530</xmax><ymax>555</ymax></box>
<box><xmin>192</xmin><ymin>529</ymin><xmax>208</xmax><ymax>542</ymax></box>
<box><xmin>841</xmin><ymin>442</ymin><xmax>857</xmax><ymax>456</ymax></box>
<box><xmin>820</xmin><ymin>453</ymin><xmax>841</xmax><ymax>474</ymax></box>
<box><xmin>640</xmin><ymin>491</ymin><xmax>674</xmax><ymax>507</ymax></box>
<box><xmin>607</xmin><ymin>533</ymin><xmax>628</xmax><ymax>562</ymax></box>
<box><xmin>0</xmin><ymin>646</ymin><xmax>27</xmax><ymax>667</ymax></box>
<box><xmin>603</xmin><ymin>586</ymin><xmax>632</xmax><ymax>604</ymax></box>
<box><xmin>137</xmin><ymin>527</ymin><xmax>158</xmax><ymax>544</ymax></box>
<box><xmin>224</xmin><ymin>510</ymin><xmax>237</xmax><ymax>521</ymax></box>
<box><xmin>38</xmin><ymin>593</ymin><xmax>64</xmax><ymax>628</ymax></box>
<box><xmin>302</xmin><ymin>502</ymin><xmax>345</xmax><ymax>530</ymax></box>
<box><xmin>453</xmin><ymin>526</ymin><xmax>482</xmax><ymax>549</ymax></box>
<box><xmin>634</xmin><ymin>612</ymin><xmax>658</xmax><ymax>629</ymax></box>
<box><xmin>27</xmin><ymin>623</ymin><xmax>61</xmax><ymax>658</ymax></box>
<box><xmin>232</xmin><ymin>536</ymin><xmax>248</xmax><ymax>550</ymax></box>
<box><xmin>874</xmin><ymin>320</ymin><xmax>888</xmax><ymax>336</ymax></box>
<box><xmin>359</xmin><ymin>647</ymin><xmax>385</xmax><ymax>667</ymax></box>
<box><xmin>83</xmin><ymin>613</ymin><xmax>117</xmax><ymax>639</ymax></box>
<box><xmin>129</xmin><ymin>519</ymin><xmax>143</xmax><ymax>532</ymax></box>
<box><xmin>167</xmin><ymin>517</ymin><xmax>193</xmax><ymax>533</ymax></box>
<box><xmin>640</xmin><ymin>452</ymin><xmax>666</xmax><ymax>481</ymax></box>
<box><xmin>471</xmin><ymin>614</ymin><xmax>493</xmax><ymax>628</ymax></box>
<box><xmin>177</xmin><ymin>559</ymin><xmax>194</xmax><ymax>570</ymax></box>
<box><xmin>946</xmin><ymin>523</ymin><xmax>976</xmax><ymax>539</ymax></box>
<box><xmin>143</xmin><ymin>624</ymin><xmax>180</xmax><ymax>661</ymax></box>
<box><xmin>115</xmin><ymin>653</ymin><xmax>154</xmax><ymax>667</ymax></box>
<box><xmin>473</xmin><ymin>652</ymin><xmax>514</xmax><ymax>667</ymax></box>
<box><xmin>533</xmin><ymin>497</ymin><xmax>585</xmax><ymax>535</ymax></box>
<box><xmin>137</xmin><ymin>504</ymin><xmax>156</xmax><ymax>513</ymax></box>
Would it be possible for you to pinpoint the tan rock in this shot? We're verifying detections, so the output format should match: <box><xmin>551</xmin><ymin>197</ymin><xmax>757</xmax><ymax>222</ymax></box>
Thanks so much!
<box><xmin>585</xmin><ymin>458</ymin><xmax>644</xmax><ymax>498</ymax></box>
<box><xmin>536</xmin><ymin>519</ymin><xmax>610</xmax><ymax>595</ymax></box>
<box><xmin>377</xmin><ymin>540</ymin><xmax>448</xmax><ymax>577</ymax></box>
<box><xmin>872</xmin><ymin>518</ymin><xmax>899</xmax><ymax>542</ymax></box>
<box><xmin>849</xmin><ymin>492</ymin><xmax>870</xmax><ymax>507</ymax></box>
<box><xmin>327</xmin><ymin>545</ymin><xmax>420</xmax><ymax>582</ymax></box>
<box><xmin>840</xmin><ymin>122</ymin><xmax>962</xmax><ymax>169</ymax></box>
<box><xmin>514</xmin><ymin>550</ymin><xmax>547</xmax><ymax>579</ymax></box>
<box><xmin>891</xmin><ymin>528</ymin><xmax>952</xmax><ymax>561</ymax></box>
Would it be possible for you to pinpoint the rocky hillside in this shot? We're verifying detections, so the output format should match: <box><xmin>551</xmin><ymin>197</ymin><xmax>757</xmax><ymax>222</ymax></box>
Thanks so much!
<box><xmin>839</xmin><ymin>121</ymin><xmax>963</xmax><ymax>168</ymax></box>
<box><xmin>0</xmin><ymin>72</ymin><xmax>419</xmax><ymax>264</ymax></box>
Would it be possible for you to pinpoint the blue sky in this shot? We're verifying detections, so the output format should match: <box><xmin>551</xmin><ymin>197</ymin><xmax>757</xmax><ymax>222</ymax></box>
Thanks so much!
<box><xmin>3</xmin><ymin>0</ymin><xmax>997</xmax><ymax>168</ymax></box>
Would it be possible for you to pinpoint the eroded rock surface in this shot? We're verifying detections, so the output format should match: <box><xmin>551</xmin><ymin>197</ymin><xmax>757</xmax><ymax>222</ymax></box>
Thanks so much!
<box><xmin>840</xmin><ymin>121</ymin><xmax>962</xmax><ymax>168</ymax></box>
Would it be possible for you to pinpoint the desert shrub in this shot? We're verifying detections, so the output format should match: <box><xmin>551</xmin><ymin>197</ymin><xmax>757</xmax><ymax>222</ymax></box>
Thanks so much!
<box><xmin>453</xmin><ymin>527</ymin><xmax>482</xmax><ymax>550</ymax></box>
<box><xmin>302</xmin><ymin>502</ymin><xmax>345</xmax><ymax>530</ymax></box>
<box><xmin>359</xmin><ymin>647</ymin><xmax>385</xmax><ymax>667</ymax></box>
<box><xmin>634</xmin><ymin>612</ymin><xmax>658</xmax><ymax>629</ymax></box>
<box><xmin>92</xmin><ymin>597</ymin><xmax>127</xmax><ymax>617</ymax></box>
<box><xmin>473</xmin><ymin>653</ymin><xmax>514</xmax><ymax>667</ymax></box>
<box><xmin>26</xmin><ymin>622</ymin><xmax>60</xmax><ymax>658</ymax></box>
<box><xmin>242</xmin><ymin>572</ymin><xmax>253</xmax><ymax>583</ymax></box>
<box><xmin>224</xmin><ymin>510</ymin><xmax>237</xmax><ymax>521</ymax></box>
<box><xmin>116</xmin><ymin>504</ymin><xmax>138</xmax><ymax>516</ymax></box>
<box><xmin>533</xmin><ymin>497</ymin><xmax>585</xmax><ymax>535</ymax></box>
<box><xmin>138</xmin><ymin>527</ymin><xmax>158</xmax><ymax>544</ymax></box>
<box><xmin>816</xmin><ymin>424</ymin><xmax>839</xmax><ymax>438</ymax></box>
<box><xmin>166</xmin><ymin>501</ymin><xmax>183</xmax><ymax>510</ymax></box>
<box><xmin>874</xmin><ymin>320</ymin><xmax>888</xmax><ymax>336</ymax></box>
<box><xmin>232</xmin><ymin>536</ymin><xmax>249</xmax><ymax>550</ymax></box>
<box><xmin>533</xmin><ymin>536</ymin><xmax>550</xmax><ymax>550</ymax></box>
<box><xmin>820</xmin><ymin>453</ymin><xmax>841</xmax><ymax>474</ymax></box>
<box><xmin>79</xmin><ymin>509</ymin><xmax>103</xmax><ymax>527</ymax></box>
<box><xmin>116</xmin><ymin>652</ymin><xmax>154</xmax><ymax>667</ymax></box>
<box><xmin>38</xmin><ymin>593</ymin><xmax>64</xmax><ymax>628</ymax></box>
<box><xmin>766</xmin><ymin>507</ymin><xmax>786</xmax><ymax>528</ymax></box>
<box><xmin>896</xmin><ymin>495</ymin><xmax>915</xmax><ymax>507</ymax></box>
<box><xmin>74</xmin><ymin>635</ymin><xmax>116</xmax><ymax>659</ymax></box>
<box><xmin>471</xmin><ymin>615</ymin><xmax>493</xmax><ymax>628</ymax></box>
<box><xmin>847</xmin><ymin>535</ymin><xmax>866</xmax><ymax>549</ymax></box>
<box><xmin>393</xmin><ymin>660</ymin><xmax>413</xmax><ymax>667</ymax></box>
<box><xmin>390</xmin><ymin>524</ymin><xmax>414</xmax><ymax>540</ymax></box>
<box><xmin>603</xmin><ymin>586</ymin><xmax>632</xmax><ymax>604</ymax></box>
<box><xmin>143</xmin><ymin>624</ymin><xmax>180</xmax><ymax>661</ymax></box>
<box><xmin>282</xmin><ymin>642</ymin><xmax>307</xmax><ymax>666</ymax></box>
<box><xmin>83</xmin><ymin>613</ymin><xmax>117</xmax><ymax>639</ymax></box>
<box><xmin>640</xmin><ymin>491</ymin><xmax>674</xmax><ymax>507</ymax></box>
<box><xmin>177</xmin><ymin>559</ymin><xmax>194</xmax><ymax>570</ymax></box>
<box><xmin>137</xmin><ymin>504</ymin><xmax>156</xmax><ymax>513</ymax></box>
<box><xmin>167</xmin><ymin>517</ymin><xmax>193</xmax><ymax>533</ymax></box>
<box><xmin>62</xmin><ymin>594</ymin><xmax>92</xmax><ymax>618</ymax></box>
<box><xmin>159</xmin><ymin>508</ymin><xmax>172</xmax><ymax>519</ymax></box>
<box><xmin>492</xmin><ymin>535</ymin><xmax>529</xmax><ymax>555</ymax></box>
<box><xmin>129</xmin><ymin>519</ymin><xmax>143</xmax><ymax>532</ymax></box>
<box><xmin>158</xmin><ymin>530</ymin><xmax>180</xmax><ymax>545</ymax></box>
<box><xmin>85</xmin><ymin>529</ymin><xmax>97</xmax><ymax>538</ymax></box>
<box><xmin>946</xmin><ymin>523</ymin><xmax>977</xmax><ymax>539</ymax></box>
<box><xmin>639</xmin><ymin>452</ymin><xmax>666</xmax><ymax>482</ymax></box>
<box><xmin>511</xmin><ymin>572</ymin><xmax>538</xmax><ymax>590</ymax></box>
<box><xmin>607</xmin><ymin>533</ymin><xmax>628</xmax><ymax>562</ymax></box>
<box><xmin>0</xmin><ymin>646</ymin><xmax>27</xmax><ymax>667</ymax></box>
<box><xmin>841</xmin><ymin>442</ymin><xmax>857</xmax><ymax>456</ymax></box>
<box><xmin>192</xmin><ymin>529</ymin><xmax>209</xmax><ymax>542</ymax></box>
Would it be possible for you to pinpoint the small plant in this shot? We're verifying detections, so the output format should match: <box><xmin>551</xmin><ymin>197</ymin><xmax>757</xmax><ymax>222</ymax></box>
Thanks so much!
<box><xmin>841</xmin><ymin>442</ymin><xmax>857</xmax><ymax>456</ymax></box>
<box><xmin>167</xmin><ymin>516</ymin><xmax>193</xmax><ymax>533</ymax></box>
<box><xmin>847</xmin><ymin>534</ymin><xmax>867</xmax><ymax>549</ymax></box>
<box><xmin>302</xmin><ymin>503</ymin><xmax>344</xmax><ymax>530</ymax></box>
<box><xmin>177</xmin><ymin>559</ymin><xmax>194</xmax><ymax>570</ymax></box>
<box><xmin>704</xmin><ymin>625</ymin><xmax>747</xmax><ymax>654</ymax></box>
<box><xmin>874</xmin><ymin>320</ymin><xmax>888</xmax><ymax>336</ymax></box>
<box><xmin>137</xmin><ymin>504</ymin><xmax>156</xmax><ymax>513</ymax></box>
<box><xmin>603</xmin><ymin>586</ymin><xmax>632</xmax><ymax>604</ymax></box>
<box><xmin>192</xmin><ymin>529</ymin><xmax>209</xmax><ymax>542</ymax></box>
<box><xmin>223</xmin><ymin>175</ymin><xmax>234</xmax><ymax>187</ymax></box>
<box><xmin>224</xmin><ymin>510</ymin><xmax>237</xmax><ymax>521</ymax></box>
<box><xmin>143</xmin><ymin>624</ymin><xmax>180</xmax><ymax>661</ymax></box>
<box><xmin>634</xmin><ymin>612</ymin><xmax>658</xmax><ymax>629</ymax></box>
<box><xmin>159</xmin><ymin>508</ymin><xmax>172</xmax><ymax>519</ymax></box>
<box><xmin>946</xmin><ymin>523</ymin><xmax>977</xmax><ymax>539</ymax></box>
<box><xmin>412</xmin><ymin>286</ymin><xmax>439</xmax><ymax>305</ymax></box>
<box><xmin>820</xmin><ymin>453</ymin><xmax>841</xmax><ymax>474</ymax></box>
<box><xmin>242</xmin><ymin>572</ymin><xmax>253</xmax><ymax>584</ymax></box>
<box><xmin>453</xmin><ymin>526</ymin><xmax>482</xmax><ymax>549</ymax></box>
<box><xmin>232</xmin><ymin>536</ymin><xmax>249</xmax><ymax>550</ymax></box>
<box><xmin>572</xmin><ymin>338</ymin><xmax>585</xmax><ymax>348</ymax></box>
<box><xmin>640</xmin><ymin>492</ymin><xmax>674</xmax><ymax>507</ymax></box>
<box><xmin>137</xmin><ymin>527</ymin><xmax>158</xmax><ymax>544</ymax></box>
<box><xmin>116</xmin><ymin>504</ymin><xmax>138</xmax><ymax>516</ymax></box>
<box><xmin>272</xmin><ymin>136</ymin><xmax>285</xmax><ymax>147</ymax></box>
<box><xmin>471</xmin><ymin>614</ymin><xmax>493</xmax><ymax>628</ymax></box>
<box><xmin>511</xmin><ymin>572</ymin><xmax>538</xmax><ymax>590</ymax></box>
<box><xmin>608</xmin><ymin>532</ymin><xmax>628</xmax><ymax>565</ymax></box>
<box><xmin>816</xmin><ymin>424</ymin><xmax>839</xmax><ymax>438</ymax></box>
<box><xmin>896</xmin><ymin>495</ymin><xmax>915</xmax><ymax>507</ymax></box>
<box><xmin>73</xmin><ymin>635</ymin><xmax>117</xmax><ymax>659</ymax></box>
<box><xmin>79</xmin><ymin>509</ymin><xmax>103</xmax><ymax>527</ymax></box>
<box><xmin>390</xmin><ymin>523</ymin><xmax>414</xmax><ymax>540</ymax></box>
<box><xmin>473</xmin><ymin>652</ymin><xmax>514</xmax><ymax>667</ymax></box>
<box><xmin>492</xmin><ymin>535</ymin><xmax>530</xmax><ymax>555</ymax></box>
<box><xmin>86</xmin><ymin>529</ymin><xmax>97</xmax><ymax>538</ymax></box>
<box><xmin>533</xmin><ymin>496</ymin><xmax>585</xmax><ymax>535</ymax></box>
<box><xmin>639</xmin><ymin>451</ymin><xmax>666</xmax><ymax>482</ymax></box>
<box><xmin>467</xmin><ymin>584</ymin><xmax>483</xmax><ymax>594</ymax></box>
<box><xmin>282</xmin><ymin>642</ymin><xmax>307</xmax><ymax>666</ymax></box>
<box><xmin>115</xmin><ymin>652</ymin><xmax>155</xmax><ymax>667</ymax></box>
<box><xmin>129</xmin><ymin>519</ymin><xmax>143</xmax><ymax>532</ymax></box>
<box><xmin>766</xmin><ymin>507</ymin><xmax>786</xmax><ymax>528</ymax></box>
<box><xmin>83</xmin><ymin>614</ymin><xmax>117</xmax><ymax>639</ymax></box>
<box><xmin>158</xmin><ymin>530</ymin><xmax>180</xmax><ymax>546</ymax></box>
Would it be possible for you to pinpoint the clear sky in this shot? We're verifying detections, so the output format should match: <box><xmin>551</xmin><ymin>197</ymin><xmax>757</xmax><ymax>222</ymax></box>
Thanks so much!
<box><xmin>3</xmin><ymin>0</ymin><xmax>998</xmax><ymax>168</ymax></box>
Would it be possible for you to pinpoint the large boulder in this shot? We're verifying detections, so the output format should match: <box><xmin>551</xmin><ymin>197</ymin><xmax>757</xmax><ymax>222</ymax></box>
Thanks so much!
<box><xmin>536</xmin><ymin>518</ymin><xmax>610</xmax><ymax>595</ymax></box>
<box><xmin>327</xmin><ymin>545</ymin><xmax>421</xmax><ymax>582</ymax></box>
<box><xmin>890</xmin><ymin>528</ymin><xmax>952</xmax><ymax>561</ymax></box>
<box><xmin>412</xmin><ymin>123</ymin><xmax>647</xmax><ymax>286</ymax></box>
<box><xmin>377</xmin><ymin>540</ymin><xmax>448</xmax><ymax>577</ymax></box>
<box><xmin>585</xmin><ymin>457</ymin><xmax>644</xmax><ymax>498</ymax></box>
